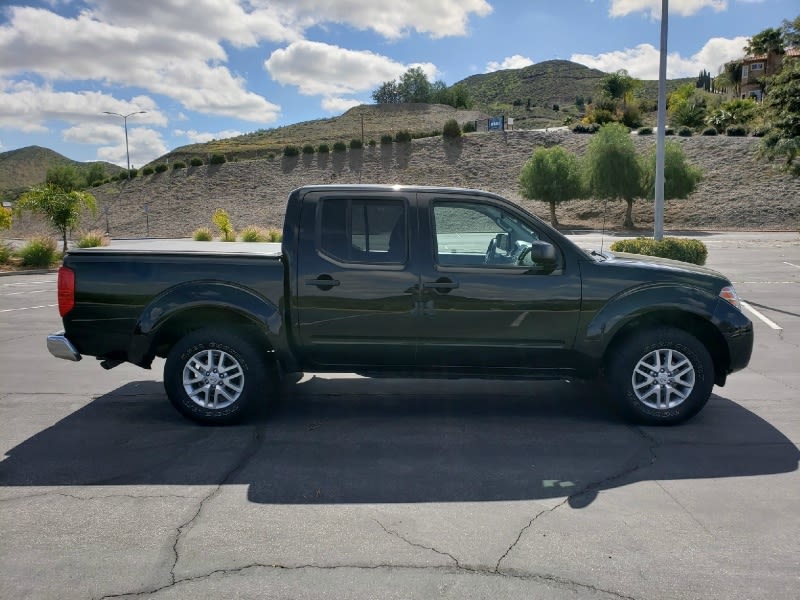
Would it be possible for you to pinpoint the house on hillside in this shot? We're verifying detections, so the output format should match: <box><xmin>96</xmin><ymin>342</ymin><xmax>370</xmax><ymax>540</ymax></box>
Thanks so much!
<box><xmin>739</xmin><ymin>47</ymin><xmax>800</xmax><ymax>100</ymax></box>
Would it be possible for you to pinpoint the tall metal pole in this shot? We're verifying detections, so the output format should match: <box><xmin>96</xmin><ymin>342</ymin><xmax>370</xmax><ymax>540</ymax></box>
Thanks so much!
<box><xmin>654</xmin><ymin>0</ymin><xmax>668</xmax><ymax>241</ymax></box>
<box><xmin>102</xmin><ymin>110</ymin><xmax>147</xmax><ymax>179</ymax></box>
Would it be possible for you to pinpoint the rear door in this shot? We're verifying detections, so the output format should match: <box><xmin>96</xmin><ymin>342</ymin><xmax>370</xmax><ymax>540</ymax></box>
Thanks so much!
<box><xmin>294</xmin><ymin>189</ymin><xmax>422</xmax><ymax>368</ymax></box>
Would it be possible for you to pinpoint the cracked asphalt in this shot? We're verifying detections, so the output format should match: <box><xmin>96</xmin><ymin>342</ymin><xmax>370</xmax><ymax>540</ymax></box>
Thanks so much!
<box><xmin>1</xmin><ymin>233</ymin><xmax>798</xmax><ymax>599</ymax></box>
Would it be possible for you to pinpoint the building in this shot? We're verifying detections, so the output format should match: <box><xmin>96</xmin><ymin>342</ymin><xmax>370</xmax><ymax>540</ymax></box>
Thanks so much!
<box><xmin>740</xmin><ymin>47</ymin><xmax>800</xmax><ymax>101</ymax></box>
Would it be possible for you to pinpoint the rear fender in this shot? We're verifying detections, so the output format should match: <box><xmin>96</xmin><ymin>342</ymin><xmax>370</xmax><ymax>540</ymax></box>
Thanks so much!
<box><xmin>128</xmin><ymin>281</ymin><xmax>284</xmax><ymax>366</ymax></box>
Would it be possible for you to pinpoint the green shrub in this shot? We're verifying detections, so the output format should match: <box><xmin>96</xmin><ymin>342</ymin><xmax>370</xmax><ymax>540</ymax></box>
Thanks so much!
<box><xmin>664</xmin><ymin>127</ymin><xmax>675</xmax><ymax>136</ymax></box>
<box><xmin>552</xmin><ymin>104</ymin><xmax>560</xmax><ymax>112</ymax></box>
<box><xmin>154</xmin><ymin>163</ymin><xmax>168</xmax><ymax>173</ymax></box>
<box><xmin>610</xmin><ymin>237</ymin><xmax>707</xmax><ymax>265</ymax></box>
<box><xmin>637</xmin><ymin>127</ymin><xmax>653</xmax><ymax>135</ymax></box>
<box><xmin>193</xmin><ymin>227</ymin><xmax>213</xmax><ymax>241</ymax></box>
<box><xmin>462</xmin><ymin>121</ymin><xmax>477</xmax><ymax>133</ymax></box>
<box><xmin>267</xmin><ymin>228</ymin><xmax>283</xmax><ymax>242</ymax></box>
<box><xmin>283</xmin><ymin>145</ymin><xmax>300</xmax><ymax>157</ymax></box>
<box><xmin>212</xmin><ymin>208</ymin><xmax>235</xmax><ymax>242</ymax></box>
<box><xmin>701</xmin><ymin>127</ymin><xmax>718</xmax><ymax>136</ymax></box>
<box><xmin>750</xmin><ymin>126</ymin><xmax>770</xmax><ymax>138</ymax></box>
<box><xmin>317</xmin><ymin>143</ymin><xmax>330</xmax><ymax>154</ymax></box>
<box><xmin>0</xmin><ymin>241</ymin><xmax>12</xmax><ymax>264</ymax></box>
<box><xmin>677</xmin><ymin>126</ymin><xmax>693</xmax><ymax>137</ymax></box>
<box><xmin>91</xmin><ymin>181</ymin><xmax>102</xmax><ymax>187</ymax></box>
<box><xmin>395</xmin><ymin>130</ymin><xmax>412</xmax><ymax>143</ymax></box>
<box><xmin>622</xmin><ymin>105</ymin><xmax>642</xmax><ymax>128</ymax></box>
<box><xmin>380</xmin><ymin>134</ymin><xmax>393</xmax><ymax>145</ymax></box>
<box><xmin>127</xmin><ymin>169</ymin><xmax>138</xmax><ymax>179</ymax></box>
<box><xmin>302</xmin><ymin>144</ymin><xmax>315</xmax><ymax>154</ymax></box>
<box><xmin>190</xmin><ymin>157</ymin><xmax>204</xmax><ymax>166</ymax></box>
<box><xmin>209</xmin><ymin>153</ymin><xmax>226</xmax><ymax>165</ymax></box>
<box><xmin>172</xmin><ymin>161</ymin><xmax>186</xmax><ymax>170</ymax></box>
<box><xmin>332</xmin><ymin>141</ymin><xmax>347</xmax><ymax>152</ymax></box>
<box><xmin>17</xmin><ymin>236</ymin><xmax>58</xmax><ymax>267</ymax></box>
<box><xmin>349</xmin><ymin>139</ymin><xmax>363</xmax><ymax>150</ymax></box>
<box><xmin>368</xmin><ymin>139</ymin><xmax>376</xmax><ymax>147</ymax></box>
<box><xmin>442</xmin><ymin>119</ymin><xmax>461</xmax><ymax>139</ymax></box>
<box><xmin>142</xmin><ymin>166</ymin><xmax>155</xmax><ymax>175</ymax></box>
<box><xmin>572</xmin><ymin>123</ymin><xmax>600</xmax><ymax>134</ymax></box>
<box><xmin>76</xmin><ymin>229</ymin><xmax>108</xmax><ymax>248</ymax></box>
<box><xmin>726</xmin><ymin>125</ymin><xmax>747</xmax><ymax>137</ymax></box>
<box><xmin>267</xmin><ymin>152</ymin><xmax>276</xmax><ymax>160</ymax></box>
<box><xmin>240</xmin><ymin>225</ymin><xmax>269</xmax><ymax>242</ymax></box>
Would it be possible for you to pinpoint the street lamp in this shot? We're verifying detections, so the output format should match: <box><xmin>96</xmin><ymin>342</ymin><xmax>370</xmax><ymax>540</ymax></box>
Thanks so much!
<box><xmin>102</xmin><ymin>110</ymin><xmax>146</xmax><ymax>179</ymax></box>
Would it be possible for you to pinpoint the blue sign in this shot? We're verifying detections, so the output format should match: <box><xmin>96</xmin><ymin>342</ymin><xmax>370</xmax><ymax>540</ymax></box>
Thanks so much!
<box><xmin>488</xmin><ymin>116</ymin><xmax>503</xmax><ymax>131</ymax></box>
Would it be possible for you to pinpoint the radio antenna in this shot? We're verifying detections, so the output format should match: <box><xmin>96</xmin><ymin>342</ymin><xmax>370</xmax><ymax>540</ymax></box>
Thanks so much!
<box><xmin>599</xmin><ymin>197</ymin><xmax>608</xmax><ymax>255</ymax></box>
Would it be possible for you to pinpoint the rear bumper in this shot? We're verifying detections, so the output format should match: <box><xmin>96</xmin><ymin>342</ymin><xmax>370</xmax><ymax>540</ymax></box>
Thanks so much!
<box><xmin>47</xmin><ymin>331</ymin><xmax>82</xmax><ymax>362</ymax></box>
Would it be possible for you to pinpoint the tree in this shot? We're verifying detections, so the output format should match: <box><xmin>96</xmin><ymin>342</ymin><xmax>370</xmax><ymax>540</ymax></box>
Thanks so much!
<box><xmin>371</xmin><ymin>80</ymin><xmax>401</xmax><ymax>104</ymax></box>
<box><xmin>84</xmin><ymin>163</ymin><xmax>106</xmax><ymax>187</ymax></box>
<box><xmin>0</xmin><ymin>207</ymin><xmax>11</xmax><ymax>230</ymax></box>
<box><xmin>641</xmin><ymin>142</ymin><xmax>702</xmax><ymax>202</ymax></box>
<box><xmin>745</xmin><ymin>27</ymin><xmax>786</xmax><ymax>56</ymax></box>
<box><xmin>398</xmin><ymin>66</ymin><xmax>432</xmax><ymax>103</ymax></box>
<box><xmin>46</xmin><ymin>165</ymin><xmax>84</xmax><ymax>192</ymax></box>
<box><xmin>783</xmin><ymin>16</ymin><xmax>800</xmax><ymax>48</ymax></box>
<box><xmin>600</xmin><ymin>69</ymin><xmax>640</xmax><ymax>107</ymax></box>
<box><xmin>584</xmin><ymin>123</ymin><xmax>643</xmax><ymax>228</ymax></box>
<box><xmin>16</xmin><ymin>183</ymin><xmax>97</xmax><ymax>252</ymax></box>
<box><xmin>519</xmin><ymin>146</ymin><xmax>584</xmax><ymax>227</ymax></box>
<box><xmin>761</xmin><ymin>57</ymin><xmax>800</xmax><ymax>171</ymax></box>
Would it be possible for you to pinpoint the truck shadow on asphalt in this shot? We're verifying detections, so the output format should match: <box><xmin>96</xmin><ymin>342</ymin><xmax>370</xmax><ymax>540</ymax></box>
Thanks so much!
<box><xmin>1</xmin><ymin>377</ymin><xmax>797</xmax><ymax>508</ymax></box>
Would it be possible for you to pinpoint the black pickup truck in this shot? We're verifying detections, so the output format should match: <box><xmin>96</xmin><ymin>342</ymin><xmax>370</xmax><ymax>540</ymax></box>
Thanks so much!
<box><xmin>47</xmin><ymin>184</ymin><xmax>753</xmax><ymax>425</ymax></box>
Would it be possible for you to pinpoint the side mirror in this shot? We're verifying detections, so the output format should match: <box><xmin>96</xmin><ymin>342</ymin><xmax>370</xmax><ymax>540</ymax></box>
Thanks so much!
<box><xmin>495</xmin><ymin>233</ymin><xmax>509</xmax><ymax>252</ymax></box>
<box><xmin>521</xmin><ymin>241</ymin><xmax>558</xmax><ymax>271</ymax></box>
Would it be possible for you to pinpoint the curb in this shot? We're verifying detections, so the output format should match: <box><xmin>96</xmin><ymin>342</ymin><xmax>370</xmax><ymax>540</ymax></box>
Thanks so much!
<box><xmin>0</xmin><ymin>268</ymin><xmax>59</xmax><ymax>277</ymax></box>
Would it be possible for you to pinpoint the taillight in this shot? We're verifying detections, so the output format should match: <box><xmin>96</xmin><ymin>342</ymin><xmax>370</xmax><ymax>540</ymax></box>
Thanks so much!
<box><xmin>58</xmin><ymin>266</ymin><xmax>75</xmax><ymax>317</ymax></box>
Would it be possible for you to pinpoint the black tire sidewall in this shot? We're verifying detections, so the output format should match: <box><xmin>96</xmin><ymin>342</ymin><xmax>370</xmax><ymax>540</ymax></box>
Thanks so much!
<box><xmin>609</xmin><ymin>327</ymin><xmax>714</xmax><ymax>425</ymax></box>
<box><xmin>164</xmin><ymin>328</ymin><xmax>267</xmax><ymax>424</ymax></box>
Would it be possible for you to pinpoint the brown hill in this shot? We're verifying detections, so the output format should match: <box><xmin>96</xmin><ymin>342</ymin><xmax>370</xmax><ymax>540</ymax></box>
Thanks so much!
<box><xmin>10</xmin><ymin>130</ymin><xmax>799</xmax><ymax>240</ymax></box>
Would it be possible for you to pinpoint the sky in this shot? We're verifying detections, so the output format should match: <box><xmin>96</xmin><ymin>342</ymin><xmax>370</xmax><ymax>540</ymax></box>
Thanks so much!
<box><xmin>0</xmin><ymin>0</ymin><xmax>794</xmax><ymax>167</ymax></box>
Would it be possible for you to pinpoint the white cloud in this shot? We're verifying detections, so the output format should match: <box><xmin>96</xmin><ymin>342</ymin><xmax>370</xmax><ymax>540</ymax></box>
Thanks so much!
<box><xmin>609</xmin><ymin>0</ymin><xmax>727</xmax><ymax>19</ymax></box>
<box><xmin>95</xmin><ymin>127</ymin><xmax>168</xmax><ymax>168</ymax></box>
<box><xmin>485</xmin><ymin>55</ymin><xmax>534</xmax><ymax>73</ymax></box>
<box><xmin>258</xmin><ymin>0</ymin><xmax>493</xmax><ymax>39</ymax></box>
<box><xmin>0</xmin><ymin>82</ymin><xmax>167</xmax><ymax>133</ymax></box>
<box><xmin>321</xmin><ymin>97</ymin><xmax>362</xmax><ymax>113</ymax></box>
<box><xmin>0</xmin><ymin>6</ymin><xmax>281</xmax><ymax>123</ymax></box>
<box><xmin>173</xmin><ymin>129</ymin><xmax>244</xmax><ymax>143</ymax></box>
<box><xmin>571</xmin><ymin>36</ymin><xmax>748</xmax><ymax>79</ymax></box>
<box><xmin>265</xmin><ymin>41</ymin><xmax>438</xmax><ymax>97</ymax></box>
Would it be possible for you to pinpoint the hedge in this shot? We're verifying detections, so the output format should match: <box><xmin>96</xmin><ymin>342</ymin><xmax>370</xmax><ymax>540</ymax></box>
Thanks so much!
<box><xmin>609</xmin><ymin>237</ymin><xmax>708</xmax><ymax>265</ymax></box>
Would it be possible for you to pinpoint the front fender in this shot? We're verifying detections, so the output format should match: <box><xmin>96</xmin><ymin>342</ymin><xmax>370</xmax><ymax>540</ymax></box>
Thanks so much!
<box><xmin>128</xmin><ymin>281</ymin><xmax>284</xmax><ymax>365</ymax></box>
<box><xmin>577</xmin><ymin>284</ymin><xmax>718</xmax><ymax>356</ymax></box>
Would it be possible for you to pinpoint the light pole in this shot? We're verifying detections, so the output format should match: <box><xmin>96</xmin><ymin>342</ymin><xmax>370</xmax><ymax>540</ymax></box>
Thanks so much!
<box><xmin>102</xmin><ymin>110</ymin><xmax>146</xmax><ymax>179</ymax></box>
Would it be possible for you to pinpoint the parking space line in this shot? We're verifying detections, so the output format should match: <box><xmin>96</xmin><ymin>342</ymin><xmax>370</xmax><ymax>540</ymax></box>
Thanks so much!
<box><xmin>741</xmin><ymin>301</ymin><xmax>783</xmax><ymax>331</ymax></box>
<box><xmin>1</xmin><ymin>290</ymin><xmax>51</xmax><ymax>297</ymax></box>
<box><xmin>0</xmin><ymin>304</ymin><xmax>58</xmax><ymax>314</ymax></box>
<box><xmin>784</xmin><ymin>261</ymin><xmax>800</xmax><ymax>269</ymax></box>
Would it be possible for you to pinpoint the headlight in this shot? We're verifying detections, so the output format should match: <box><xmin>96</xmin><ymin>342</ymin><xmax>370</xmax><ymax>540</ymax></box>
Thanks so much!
<box><xmin>719</xmin><ymin>285</ymin><xmax>741</xmax><ymax>311</ymax></box>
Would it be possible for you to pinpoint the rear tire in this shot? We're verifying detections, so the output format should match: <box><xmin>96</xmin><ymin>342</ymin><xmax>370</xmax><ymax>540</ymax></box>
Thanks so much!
<box><xmin>164</xmin><ymin>327</ymin><xmax>271</xmax><ymax>424</ymax></box>
<box><xmin>606</xmin><ymin>326</ymin><xmax>714</xmax><ymax>425</ymax></box>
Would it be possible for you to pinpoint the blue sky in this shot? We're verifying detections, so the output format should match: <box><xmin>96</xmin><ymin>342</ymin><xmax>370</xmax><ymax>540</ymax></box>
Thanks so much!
<box><xmin>0</xmin><ymin>0</ymin><xmax>794</xmax><ymax>166</ymax></box>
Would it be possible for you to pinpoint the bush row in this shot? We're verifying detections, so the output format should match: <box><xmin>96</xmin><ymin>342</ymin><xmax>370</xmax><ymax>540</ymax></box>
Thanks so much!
<box><xmin>192</xmin><ymin>226</ymin><xmax>282</xmax><ymax>242</ymax></box>
<box><xmin>609</xmin><ymin>237</ymin><xmax>708</xmax><ymax>265</ymax></box>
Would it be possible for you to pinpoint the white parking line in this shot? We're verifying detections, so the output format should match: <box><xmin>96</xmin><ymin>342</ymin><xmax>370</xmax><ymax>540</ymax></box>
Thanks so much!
<box><xmin>1</xmin><ymin>289</ymin><xmax>51</xmax><ymax>297</ymax></box>
<box><xmin>0</xmin><ymin>280</ymin><xmax>57</xmax><ymax>287</ymax></box>
<box><xmin>784</xmin><ymin>261</ymin><xmax>800</xmax><ymax>269</ymax></box>
<box><xmin>741</xmin><ymin>301</ymin><xmax>783</xmax><ymax>331</ymax></box>
<box><xmin>0</xmin><ymin>304</ymin><xmax>58</xmax><ymax>314</ymax></box>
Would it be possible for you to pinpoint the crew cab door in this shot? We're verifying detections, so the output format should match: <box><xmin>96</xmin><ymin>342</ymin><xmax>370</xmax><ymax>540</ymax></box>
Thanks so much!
<box><xmin>293</xmin><ymin>190</ymin><xmax>421</xmax><ymax>368</ymax></box>
<box><xmin>415</xmin><ymin>193</ymin><xmax>582</xmax><ymax>374</ymax></box>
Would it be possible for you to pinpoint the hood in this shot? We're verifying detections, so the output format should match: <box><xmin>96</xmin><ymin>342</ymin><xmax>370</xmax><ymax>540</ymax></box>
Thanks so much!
<box><xmin>606</xmin><ymin>251</ymin><xmax>728</xmax><ymax>281</ymax></box>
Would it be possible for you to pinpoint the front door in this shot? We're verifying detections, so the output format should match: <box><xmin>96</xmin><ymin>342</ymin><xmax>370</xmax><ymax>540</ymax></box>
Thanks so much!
<box><xmin>415</xmin><ymin>194</ymin><xmax>582</xmax><ymax>375</ymax></box>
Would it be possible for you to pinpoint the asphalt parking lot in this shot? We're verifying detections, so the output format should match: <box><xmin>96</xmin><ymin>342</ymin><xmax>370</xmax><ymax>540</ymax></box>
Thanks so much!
<box><xmin>1</xmin><ymin>232</ymin><xmax>798</xmax><ymax>600</ymax></box>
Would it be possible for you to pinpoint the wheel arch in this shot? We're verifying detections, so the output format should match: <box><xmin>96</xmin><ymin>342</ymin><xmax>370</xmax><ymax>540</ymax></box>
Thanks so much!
<box><xmin>603</xmin><ymin>309</ymin><xmax>730</xmax><ymax>386</ymax></box>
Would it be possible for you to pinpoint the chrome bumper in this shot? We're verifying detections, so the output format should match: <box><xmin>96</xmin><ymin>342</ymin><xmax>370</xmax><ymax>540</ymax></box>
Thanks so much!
<box><xmin>47</xmin><ymin>331</ymin><xmax>82</xmax><ymax>361</ymax></box>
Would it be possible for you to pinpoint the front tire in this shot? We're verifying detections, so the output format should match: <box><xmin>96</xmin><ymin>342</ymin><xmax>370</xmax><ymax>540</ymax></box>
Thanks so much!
<box><xmin>607</xmin><ymin>326</ymin><xmax>714</xmax><ymax>425</ymax></box>
<box><xmin>164</xmin><ymin>327</ymin><xmax>270</xmax><ymax>424</ymax></box>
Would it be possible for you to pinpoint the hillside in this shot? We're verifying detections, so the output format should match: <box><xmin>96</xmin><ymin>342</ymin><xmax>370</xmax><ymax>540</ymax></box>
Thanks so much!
<box><xmin>0</xmin><ymin>146</ymin><xmax>123</xmax><ymax>201</ymax></box>
<box><xmin>9</xmin><ymin>130</ymin><xmax>798</xmax><ymax>241</ymax></box>
<box><xmin>456</xmin><ymin>60</ymin><xmax>695</xmax><ymax>129</ymax></box>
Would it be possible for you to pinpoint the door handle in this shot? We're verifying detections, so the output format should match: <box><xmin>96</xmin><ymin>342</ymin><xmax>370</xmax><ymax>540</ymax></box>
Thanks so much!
<box><xmin>305</xmin><ymin>275</ymin><xmax>340</xmax><ymax>290</ymax></box>
<box><xmin>423</xmin><ymin>278</ymin><xmax>458</xmax><ymax>292</ymax></box>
